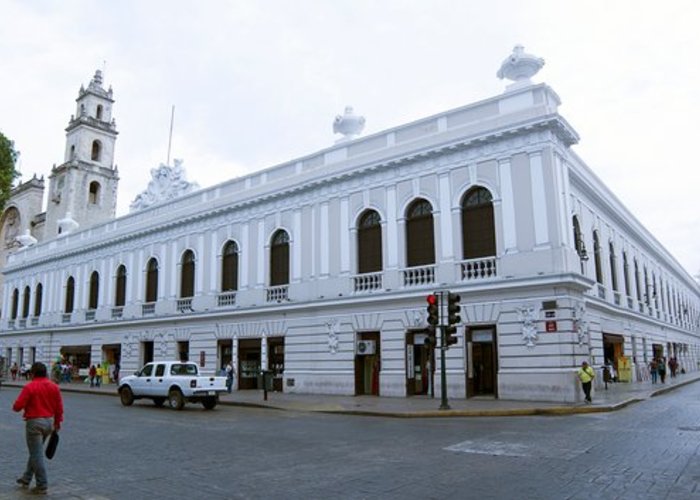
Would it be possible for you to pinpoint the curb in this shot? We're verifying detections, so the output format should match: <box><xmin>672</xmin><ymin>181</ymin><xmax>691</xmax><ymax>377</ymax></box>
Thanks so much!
<box><xmin>3</xmin><ymin>376</ymin><xmax>698</xmax><ymax>418</ymax></box>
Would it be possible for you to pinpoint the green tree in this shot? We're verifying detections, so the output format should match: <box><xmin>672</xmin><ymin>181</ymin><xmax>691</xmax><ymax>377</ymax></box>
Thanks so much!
<box><xmin>0</xmin><ymin>131</ymin><xmax>21</xmax><ymax>211</ymax></box>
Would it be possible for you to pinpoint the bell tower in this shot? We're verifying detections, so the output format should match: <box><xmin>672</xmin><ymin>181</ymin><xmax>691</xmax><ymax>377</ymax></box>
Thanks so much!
<box><xmin>45</xmin><ymin>69</ymin><xmax>120</xmax><ymax>236</ymax></box>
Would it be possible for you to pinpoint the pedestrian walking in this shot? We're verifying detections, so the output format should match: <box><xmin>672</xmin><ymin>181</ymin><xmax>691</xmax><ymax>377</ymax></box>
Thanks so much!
<box><xmin>669</xmin><ymin>357</ymin><xmax>678</xmax><ymax>378</ymax></box>
<box><xmin>88</xmin><ymin>364</ymin><xmax>97</xmax><ymax>387</ymax></box>
<box><xmin>649</xmin><ymin>358</ymin><xmax>658</xmax><ymax>384</ymax></box>
<box><xmin>658</xmin><ymin>357</ymin><xmax>667</xmax><ymax>383</ymax></box>
<box><xmin>577</xmin><ymin>361</ymin><xmax>595</xmax><ymax>403</ymax></box>
<box><xmin>12</xmin><ymin>362</ymin><xmax>64</xmax><ymax>495</ymax></box>
<box><xmin>95</xmin><ymin>364</ymin><xmax>103</xmax><ymax>387</ymax></box>
<box><xmin>10</xmin><ymin>362</ymin><xmax>18</xmax><ymax>381</ymax></box>
<box><xmin>225</xmin><ymin>361</ymin><xmax>235</xmax><ymax>393</ymax></box>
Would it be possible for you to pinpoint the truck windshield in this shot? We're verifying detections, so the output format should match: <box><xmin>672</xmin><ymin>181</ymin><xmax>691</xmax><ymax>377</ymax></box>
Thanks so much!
<box><xmin>171</xmin><ymin>364</ymin><xmax>198</xmax><ymax>376</ymax></box>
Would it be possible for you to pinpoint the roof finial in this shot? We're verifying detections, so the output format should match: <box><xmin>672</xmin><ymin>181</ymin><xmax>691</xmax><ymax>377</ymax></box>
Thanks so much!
<box><xmin>333</xmin><ymin>106</ymin><xmax>365</xmax><ymax>143</ymax></box>
<box><xmin>497</xmin><ymin>45</ymin><xmax>544</xmax><ymax>91</ymax></box>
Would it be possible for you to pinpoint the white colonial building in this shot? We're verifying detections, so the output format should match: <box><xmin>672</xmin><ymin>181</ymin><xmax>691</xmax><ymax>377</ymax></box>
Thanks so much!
<box><xmin>1</xmin><ymin>49</ymin><xmax>699</xmax><ymax>403</ymax></box>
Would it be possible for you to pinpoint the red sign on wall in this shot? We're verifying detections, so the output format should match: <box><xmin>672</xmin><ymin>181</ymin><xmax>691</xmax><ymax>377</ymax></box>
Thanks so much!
<box><xmin>545</xmin><ymin>321</ymin><xmax>557</xmax><ymax>333</ymax></box>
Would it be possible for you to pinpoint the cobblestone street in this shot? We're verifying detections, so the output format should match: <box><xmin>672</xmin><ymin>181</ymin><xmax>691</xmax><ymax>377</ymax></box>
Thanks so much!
<box><xmin>1</xmin><ymin>380</ymin><xmax>699</xmax><ymax>499</ymax></box>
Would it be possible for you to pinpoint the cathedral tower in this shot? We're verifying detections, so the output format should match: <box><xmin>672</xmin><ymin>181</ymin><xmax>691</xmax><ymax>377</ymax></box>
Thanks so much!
<box><xmin>45</xmin><ymin>70</ymin><xmax>119</xmax><ymax>236</ymax></box>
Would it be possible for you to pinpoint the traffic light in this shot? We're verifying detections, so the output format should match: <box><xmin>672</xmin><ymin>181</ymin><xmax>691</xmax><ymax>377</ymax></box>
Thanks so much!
<box><xmin>444</xmin><ymin>325</ymin><xmax>458</xmax><ymax>346</ymax></box>
<box><xmin>447</xmin><ymin>292</ymin><xmax>461</xmax><ymax>325</ymax></box>
<box><xmin>445</xmin><ymin>292</ymin><xmax>461</xmax><ymax>347</ymax></box>
<box><xmin>426</xmin><ymin>293</ymin><xmax>439</xmax><ymax>332</ymax></box>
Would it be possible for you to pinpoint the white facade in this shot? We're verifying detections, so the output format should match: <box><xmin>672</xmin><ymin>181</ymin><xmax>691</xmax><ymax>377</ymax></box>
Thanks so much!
<box><xmin>1</xmin><ymin>55</ymin><xmax>699</xmax><ymax>403</ymax></box>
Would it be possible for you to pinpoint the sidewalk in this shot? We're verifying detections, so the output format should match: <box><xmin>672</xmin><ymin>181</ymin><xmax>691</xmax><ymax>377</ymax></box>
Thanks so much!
<box><xmin>3</xmin><ymin>372</ymin><xmax>699</xmax><ymax>418</ymax></box>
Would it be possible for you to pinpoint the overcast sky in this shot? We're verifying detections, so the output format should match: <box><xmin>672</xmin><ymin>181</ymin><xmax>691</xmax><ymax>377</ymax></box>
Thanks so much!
<box><xmin>1</xmin><ymin>0</ymin><xmax>698</xmax><ymax>278</ymax></box>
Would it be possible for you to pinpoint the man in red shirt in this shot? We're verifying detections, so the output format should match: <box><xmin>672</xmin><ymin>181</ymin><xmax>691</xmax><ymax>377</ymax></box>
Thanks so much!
<box><xmin>13</xmin><ymin>362</ymin><xmax>64</xmax><ymax>495</ymax></box>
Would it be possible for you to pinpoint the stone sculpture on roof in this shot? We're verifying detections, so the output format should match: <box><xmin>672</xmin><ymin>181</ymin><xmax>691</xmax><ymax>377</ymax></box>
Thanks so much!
<box><xmin>333</xmin><ymin>106</ymin><xmax>365</xmax><ymax>143</ymax></box>
<box><xmin>497</xmin><ymin>45</ymin><xmax>545</xmax><ymax>91</ymax></box>
<box><xmin>129</xmin><ymin>159</ymin><xmax>200</xmax><ymax>212</ymax></box>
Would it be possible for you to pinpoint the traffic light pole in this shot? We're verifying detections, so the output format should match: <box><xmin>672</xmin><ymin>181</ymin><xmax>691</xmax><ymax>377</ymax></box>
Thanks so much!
<box><xmin>439</xmin><ymin>324</ymin><xmax>450</xmax><ymax>410</ymax></box>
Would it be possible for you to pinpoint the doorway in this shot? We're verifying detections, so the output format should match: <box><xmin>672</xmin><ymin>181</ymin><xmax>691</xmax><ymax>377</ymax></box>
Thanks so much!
<box><xmin>218</xmin><ymin>339</ymin><xmax>233</xmax><ymax>374</ymax></box>
<box><xmin>355</xmin><ymin>332</ymin><xmax>380</xmax><ymax>396</ymax></box>
<box><xmin>466</xmin><ymin>326</ymin><xmax>498</xmax><ymax>398</ymax></box>
<box><xmin>141</xmin><ymin>341</ymin><xmax>154</xmax><ymax>365</ymax></box>
<box><xmin>177</xmin><ymin>341</ymin><xmax>189</xmax><ymax>362</ymax></box>
<box><xmin>603</xmin><ymin>333</ymin><xmax>624</xmax><ymax>371</ymax></box>
<box><xmin>238</xmin><ymin>338</ymin><xmax>261</xmax><ymax>390</ymax></box>
<box><xmin>405</xmin><ymin>330</ymin><xmax>434</xmax><ymax>396</ymax></box>
<box><xmin>267</xmin><ymin>337</ymin><xmax>285</xmax><ymax>392</ymax></box>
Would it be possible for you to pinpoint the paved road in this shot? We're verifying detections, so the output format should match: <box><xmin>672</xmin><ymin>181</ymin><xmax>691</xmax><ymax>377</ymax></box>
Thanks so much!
<box><xmin>1</xmin><ymin>383</ymin><xmax>698</xmax><ymax>499</ymax></box>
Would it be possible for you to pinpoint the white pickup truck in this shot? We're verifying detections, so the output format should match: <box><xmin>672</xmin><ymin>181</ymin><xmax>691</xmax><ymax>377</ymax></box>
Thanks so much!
<box><xmin>118</xmin><ymin>361</ymin><xmax>228</xmax><ymax>410</ymax></box>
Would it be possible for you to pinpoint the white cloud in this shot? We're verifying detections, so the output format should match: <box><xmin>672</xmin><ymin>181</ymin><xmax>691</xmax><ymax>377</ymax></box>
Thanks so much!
<box><xmin>1</xmin><ymin>0</ymin><xmax>698</xmax><ymax>275</ymax></box>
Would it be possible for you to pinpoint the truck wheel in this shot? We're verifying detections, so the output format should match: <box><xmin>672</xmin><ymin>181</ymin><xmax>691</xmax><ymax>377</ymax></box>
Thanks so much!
<box><xmin>202</xmin><ymin>397</ymin><xmax>218</xmax><ymax>410</ymax></box>
<box><xmin>120</xmin><ymin>387</ymin><xmax>134</xmax><ymax>407</ymax></box>
<box><xmin>153</xmin><ymin>397</ymin><xmax>165</xmax><ymax>407</ymax></box>
<box><xmin>168</xmin><ymin>389</ymin><xmax>185</xmax><ymax>410</ymax></box>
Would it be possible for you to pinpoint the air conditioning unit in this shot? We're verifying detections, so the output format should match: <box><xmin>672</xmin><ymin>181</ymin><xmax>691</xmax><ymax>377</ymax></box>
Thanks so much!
<box><xmin>356</xmin><ymin>340</ymin><xmax>376</xmax><ymax>355</ymax></box>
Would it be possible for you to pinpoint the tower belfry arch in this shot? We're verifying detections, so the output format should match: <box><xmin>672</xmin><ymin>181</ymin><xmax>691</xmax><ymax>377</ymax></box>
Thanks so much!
<box><xmin>45</xmin><ymin>69</ymin><xmax>120</xmax><ymax>236</ymax></box>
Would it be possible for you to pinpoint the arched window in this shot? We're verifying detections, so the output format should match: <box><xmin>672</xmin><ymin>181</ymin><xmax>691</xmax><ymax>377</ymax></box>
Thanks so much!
<box><xmin>34</xmin><ymin>283</ymin><xmax>43</xmax><ymax>317</ymax></box>
<box><xmin>91</xmin><ymin>140</ymin><xmax>101</xmax><ymax>161</ymax></box>
<box><xmin>461</xmin><ymin>187</ymin><xmax>495</xmax><ymax>259</ymax></box>
<box><xmin>623</xmin><ymin>252</ymin><xmax>631</xmax><ymax>297</ymax></box>
<box><xmin>115</xmin><ymin>265</ymin><xmax>127</xmax><ymax>307</ymax></box>
<box><xmin>221</xmin><ymin>241</ymin><xmax>239</xmax><ymax>292</ymax></box>
<box><xmin>145</xmin><ymin>258</ymin><xmax>158</xmax><ymax>303</ymax></box>
<box><xmin>88</xmin><ymin>271</ymin><xmax>99</xmax><ymax>310</ymax></box>
<box><xmin>180</xmin><ymin>250</ymin><xmax>195</xmax><ymax>298</ymax></box>
<box><xmin>634</xmin><ymin>259</ymin><xmax>642</xmax><ymax>301</ymax></box>
<box><xmin>11</xmin><ymin>288</ymin><xmax>19</xmax><ymax>319</ymax></box>
<box><xmin>270</xmin><ymin>230</ymin><xmax>290</xmax><ymax>286</ymax></box>
<box><xmin>22</xmin><ymin>286</ymin><xmax>30</xmax><ymax>318</ymax></box>
<box><xmin>65</xmin><ymin>276</ymin><xmax>75</xmax><ymax>313</ymax></box>
<box><xmin>644</xmin><ymin>267</ymin><xmax>650</xmax><ymax>305</ymax></box>
<box><xmin>406</xmin><ymin>199</ymin><xmax>435</xmax><ymax>267</ymax></box>
<box><xmin>357</xmin><ymin>210</ymin><xmax>382</xmax><ymax>274</ymax></box>
<box><xmin>593</xmin><ymin>231</ymin><xmax>603</xmax><ymax>284</ymax></box>
<box><xmin>89</xmin><ymin>181</ymin><xmax>100</xmax><ymax>204</ymax></box>
<box><xmin>96</xmin><ymin>104</ymin><xmax>103</xmax><ymax>120</ymax></box>
<box><xmin>609</xmin><ymin>242</ymin><xmax>618</xmax><ymax>292</ymax></box>
<box><xmin>70</xmin><ymin>144</ymin><xmax>76</xmax><ymax>160</ymax></box>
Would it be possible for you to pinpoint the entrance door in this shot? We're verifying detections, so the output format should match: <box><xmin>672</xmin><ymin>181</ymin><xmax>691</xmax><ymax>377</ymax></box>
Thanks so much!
<box><xmin>355</xmin><ymin>332</ymin><xmax>380</xmax><ymax>396</ymax></box>
<box><xmin>218</xmin><ymin>339</ymin><xmax>233</xmax><ymax>373</ymax></box>
<box><xmin>142</xmin><ymin>341</ymin><xmax>154</xmax><ymax>366</ymax></box>
<box><xmin>466</xmin><ymin>326</ymin><xmax>498</xmax><ymax>398</ymax></box>
<box><xmin>238</xmin><ymin>338</ymin><xmax>261</xmax><ymax>390</ymax></box>
<box><xmin>603</xmin><ymin>333</ymin><xmax>624</xmax><ymax>371</ymax></box>
<box><xmin>267</xmin><ymin>337</ymin><xmax>284</xmax><ymax>392</ymax></box>
<box><xmin>405</xmin><ymin>330</ymin><xmax>434</xmax><ymax>396</ymax></box>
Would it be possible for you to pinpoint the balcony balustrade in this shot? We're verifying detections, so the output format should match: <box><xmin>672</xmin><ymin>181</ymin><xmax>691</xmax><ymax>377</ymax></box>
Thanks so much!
<box><xmin>217</xmin><ymin>291</ymin><xmax>237</xmax><ymax>307</ymax></box>
<box><xmin>266</xmin><ymin>285</ymin><xmax>289</xmax><ymax>303</ymax></box>
<box><xmin>459</xmin><ymin>257</ymin><xmax>497</xmax><ymax>281</ymax></box>
<box><xmin>111</xmin><ymin>307</ymin><xmax>123</xmax><ymax>319</ymax></box>
<box><xmin>177</xmin><ymin>298</ymin><xmax>193</xmax><ymax>313</ymax></box>
<box><xmin>142</xmin><ymin>303</ymin><xmax>155</xmax><ymax>315</ymax></box>
<box><xmin>353</xmin><ymin>272</ymin><xmax>383</xmax><ymax>293</ymax></box>
<box><xmin>402</xmin><ymin>265</ymin><xmax>435</xmax><ymax>287</ymax></box>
